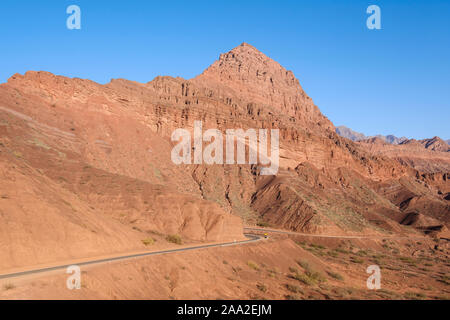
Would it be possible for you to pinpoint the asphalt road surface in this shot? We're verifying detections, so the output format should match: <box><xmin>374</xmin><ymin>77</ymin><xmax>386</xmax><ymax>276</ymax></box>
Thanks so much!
<box><xmin>0</xmin><ymin>234</ymin><xmax>262</xmax><ymax>280</ymax></box>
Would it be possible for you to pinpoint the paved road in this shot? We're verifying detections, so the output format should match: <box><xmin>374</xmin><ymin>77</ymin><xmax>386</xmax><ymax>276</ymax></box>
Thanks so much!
<box><xmin>244</xmin><ymin>226</ymin><xmax>429</xmax><ymax>240</ymax></box>
<box><xmin>0</xmin><ymin>227</ymin><xmax>431</xmax><ymax>281</ymax></box>
<box><xmin>0</xmin><ymin>234</ymin><xmax>262</xmax><ymax>280</ymax></box>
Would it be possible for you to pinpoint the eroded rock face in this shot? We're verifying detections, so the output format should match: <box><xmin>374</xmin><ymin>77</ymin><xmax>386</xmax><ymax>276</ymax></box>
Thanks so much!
<box><xmin>337</xmin><ymin>126</ymin><xmax>450</xmax><ymax>172</ymax></box>
<box><xmin>358</xmin><ymin>137</ymin><xmax>450</xmax><ymax>173</ymax></box>
<box><xmin>0</xmin><ymin>43</ymin><xmax>449</xmax><ymax>269</ymax></box>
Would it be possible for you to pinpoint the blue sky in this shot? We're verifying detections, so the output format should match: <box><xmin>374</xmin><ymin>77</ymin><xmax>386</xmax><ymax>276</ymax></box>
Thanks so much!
<box><xmin>0</xmin><ymin>0</ymin><xmax>449</xmax><ymax>139</ymax></box>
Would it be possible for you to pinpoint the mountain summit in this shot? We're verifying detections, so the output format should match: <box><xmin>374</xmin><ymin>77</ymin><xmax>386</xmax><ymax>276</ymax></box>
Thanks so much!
<box><xmin>195</xmin><ymin>43</ymin><xmax>333</xmax><ymax>130</ymax></box>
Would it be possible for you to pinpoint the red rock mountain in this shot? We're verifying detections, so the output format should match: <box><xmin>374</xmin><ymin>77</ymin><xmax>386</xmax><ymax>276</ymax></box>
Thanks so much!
<box><xmin>358</xmin><ymin>136</ymin><xmax>450</xmax><ymax>173</ymax></box>
<box><xmin>0</xmin><ymin>43</ymin><xmax>448</xmax><ymax>270</ymax></box>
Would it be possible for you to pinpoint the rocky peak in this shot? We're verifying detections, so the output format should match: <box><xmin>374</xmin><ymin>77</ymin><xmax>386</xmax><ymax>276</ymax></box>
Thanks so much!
<box><xmin>194</xmin><ymin>43</ymin><xmax>334</xmax><ymax>131</ymax></box>
<box><xmin>420</xmin><ymin>136</ymin><xmax>450</xmax><ymax>152</ymax></box>
<box><xmin>198</xmin><ymin>42</ymin><xmax>300</xmax><ymax>89</ymax></box>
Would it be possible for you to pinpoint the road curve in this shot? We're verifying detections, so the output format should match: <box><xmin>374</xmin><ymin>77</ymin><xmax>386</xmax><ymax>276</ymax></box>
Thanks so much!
<box><xmin>244</xmin><ymin>227</ymin><xmax>429</xmax><ymax>241</ymax></box>
<box><xmin>0</xmin><ymin>234</ymin><xmax>262</xmax><ymax>280</ymax></box>
<box><xmin>0</xmin><ymin>227</ymin><xmax>431</xmax><ymax>281</ymax></box>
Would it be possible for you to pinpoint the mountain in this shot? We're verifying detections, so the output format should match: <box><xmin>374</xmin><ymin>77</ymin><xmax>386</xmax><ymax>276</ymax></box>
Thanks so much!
<box><xmin>357</xmin><ymin>135</ymin><xmax>450</xmax><ymax>152</ymax></box>
<box><xmin>1</xmin><ymin>43</ymin><xmax>449</xmax><ymax>272</ymax></box>
<box><xmin>336</xmin><ymin>126</ymin><xmax>408</xmax><ymax>144</ymax></box>
<box><xmin>377</xmin><ymin>134</ymin><xmax>408</xmax><ymax>145</ymax></box>
<box><xmin>336</xmin><ymin>125</ymin><xmax>450</xmax><ymax>152</ymax></box>
<box><xmin>402</xmin><ymin>136</ymin><xmax>450</xmax><ymax>152</ymax></box>
<box><xmin>335</xmin><ymin>126</ymin><xmax>367</xmax><ymax>141</ymax></box>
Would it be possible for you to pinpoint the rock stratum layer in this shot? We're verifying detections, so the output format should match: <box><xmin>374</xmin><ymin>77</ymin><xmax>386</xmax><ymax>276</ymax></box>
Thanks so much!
<box><xmin>0</xmin><ymin>43</ymin><xmax>448</xmax><ymax>269</ymax></box>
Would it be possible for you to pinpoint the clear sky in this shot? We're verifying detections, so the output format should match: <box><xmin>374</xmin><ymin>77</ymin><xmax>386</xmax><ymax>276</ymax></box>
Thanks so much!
<box><xmin>0</xmin><ymin>0</ymin><xmax>449</xmax><ymax>140</ymax></box>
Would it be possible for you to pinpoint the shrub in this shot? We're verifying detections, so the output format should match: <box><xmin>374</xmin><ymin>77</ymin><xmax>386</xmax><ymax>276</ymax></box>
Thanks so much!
<box><xmin>438</xmin><ymin>275</ymin><xmax>450</xmax><ymax>285</ymax></box>
<box><xmin>296</xmin><ymin>260</ymin><xmax>310</xmax><ymax>271</ymax></box>
<box><xmin>291</xmin><ymin>272</ymin><xmax>316</xmax><ymax>285</ymax></box>
<box><xmin>356</xmin><ymin>250</ymin><xmax>367</xmax><ymax>256</ymax></box>
<box><xmin>377</xmin><ymin>289</ymin><xmax>396</xmax><ymax>298</ymax></box>
<box><xmin>285</xmin><ymin>284</ymin><xmax>302</xmax><ymax>294</ymax></box>
<box><xmin>3</xmin><ymin>283</ymin><xmax>15</xmax><ymax>291</ymax></box>
<box><xmin>404</xmin><ymin>292</ymin><xmax>427</xmax><ymax>300</ymax></box>
<box><xmin>256</xmin><ymin>283</ymin><xmax>267</xmax><ymax>292</ymax></box>
<box><xmin>399</xmin><ymin>257</ymin><xmax>416</xmax><ymax>265</ymax></box>
<box><xmin>305</xmin><ymin>270</ymin><xmax>327</xmax><ymax>283</ymax></box>
<box><xmin>327</xmin><ymin>250</ymin><xmax>339</xmax><ymax>258</ymax></box>
<box><xmin>166</xmin><ymin>234</ymin><xmax>182</xmax><ymax>245</ymax></box>
<box><xmin>232</xmin><ymin>266</ymin><xmax>242</xmax><ymax>274</ymax></box>
<box><xmin>13</xmin><ymin>151</ymin><xmax>22</xmax><ymax>158</ymax></box>
<box><xmin>350</xmin><ymin>256</ymin><xmax>364</xmax><ymax>264</ymax></box>
<box><xmin>141</xmin><ymin>238</ymin><xmax>155</xmax><ymax>246</ymax></box>
<box><xmin>327</xmin><ymin>271</ymin><xmax>344</xmax><ymax>281</ymax></box>
<box><xmin>295</xmin><ymin>241</ymin><xmax>306</xmax><ymax>247</ymax></box>
<box><xmin>290</xmin><ymin>267</ymin><xmax>326</xmax><ymax>286</ymax></box>
<box><xmin>309</xmin><ymin>243</ymin><xmax>325</xmax><ymax>250</ymax></box>
<box><xmin>247</xmin><ymin>261</ymin><xmax>260</xmax><ymax>271</ymax></box>
<box><xmin>256</xmin><ymin>220</ymin><xmax>271</xmax><ymax>228</ymax></box>
<box><xmin>335</xmin><ymin>248</ymin><xmax>350</xmax><ymax>254</ymax></box>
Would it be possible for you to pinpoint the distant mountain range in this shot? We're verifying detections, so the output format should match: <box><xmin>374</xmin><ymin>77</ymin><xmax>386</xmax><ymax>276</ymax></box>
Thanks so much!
<box><xmin>336</xmin><ymin>126</ymin><xmax>450</xmax><ymax>149</ymax></box>
<box><xmin>335</xmin><ymin>126</ymin><xmax>408</xmax><ymax>144</ymax></box>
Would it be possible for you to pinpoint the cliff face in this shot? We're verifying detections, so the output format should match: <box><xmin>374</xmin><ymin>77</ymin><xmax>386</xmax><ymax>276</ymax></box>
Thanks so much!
<box><xmin>1</xmin><ymin>43</ymin><xmax>449</xmax><ymax>269</ymax></box>
<box><xmin>358</xmin><ymin>136</ymin><xmax>450</xmax><ymax>173</ymax></box>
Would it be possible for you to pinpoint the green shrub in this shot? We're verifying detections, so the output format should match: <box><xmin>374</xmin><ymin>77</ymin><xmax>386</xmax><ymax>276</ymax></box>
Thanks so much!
<box><xmin>289</xmin><ymin>265</ymin><xmax>326</xmax><ymax>286</ymax></box>
<box><xmin>296</xmin><ymin>260</ymin><xmax>310</xmax><ymax>271</ymax></box>
<box><xmin>141</xmin><ymin>238</ymin><xmax>155</xmax><ymax>246</ymax></box>
<box><xmin>335</xmin><ymin>248</ymin><xmax>350</xmax><ymax>254</ymax></box>
<box><xmin>356</xmin><ymin>250</ymin><xmax>367</xmax><ymax>256</ymax></box>
<box><xmin>13</xmin><ymin>151</ymin><xmax>22</xmax><ymax>158</ymax></box>
<box><xmin>327</xmin><ymin>271</ymin><xmax>344</xmax><ymax>281</ymax></box>
<box><xmin>404</xmin><ymin>292</ymin><xmax>427</xmax><ymax>300</ymax></box>
<box><xmin>438</xmin><ymin>275</ymin><xmax>450</xmax><ymax>285</ymax></box>
<box><xmin>309</xmin><ymin>243</ymin><xmax>325</xmax><ymax>250</ymax></box>
<box><xmin>166</xmin><ymin>234</ymin><xmax>182</xmax><ymax>245</ymax></box>
<box><xmin>295</xmin><ymin>241</ymin><xmax>306</xmax><ymax>247</ymax></box>
<box><xmin>289</xmin><ymin>266</ymin><xmax>299</xmax><ymax>273</ymax></box>
<box><xmin>350</xmin><ymin>256</ymin><xmax>364</xmax><ymax>264</ymax></box>
<box><xmin>399</xmin><ymin>257</ymin><xmax>416</xmax><ymax>264</ymax></box>
<box><xmin>285</xmin><ymin>284</ymin><xmax>302</xmax><ymax>294</ymax></box>
<box><xmin>305</xmin><ymin>270</ymin><xmax>327</xmax><ymax>283</ymax></box>
<box><xmin>256</xmin><ymin>220</ymin><xmax>271</xmax><ymax>228</ymax></box>
<box><xmin>247</xmin><ymin>261</ymin><xmax>260</xmax><ymax>271</ymax></box>
<box><xmin>327</xmin><ymin>250</ymin><xmax>339</xmax><ymax>258</ymax></box>
<box><xmin>291</xmin><ymin>272</ymin><xmax>316</xmax><ymax>286</ymax></box>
